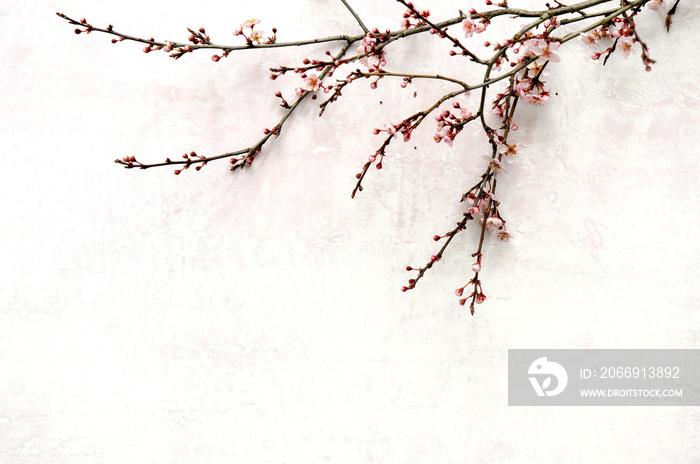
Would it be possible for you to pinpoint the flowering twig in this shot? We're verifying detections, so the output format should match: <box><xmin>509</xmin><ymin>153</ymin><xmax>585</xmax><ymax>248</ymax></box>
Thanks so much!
<box><xmin>58</xmin><ymin>0</ymin><xmax>682</xmax><ymax>313</ymax></box>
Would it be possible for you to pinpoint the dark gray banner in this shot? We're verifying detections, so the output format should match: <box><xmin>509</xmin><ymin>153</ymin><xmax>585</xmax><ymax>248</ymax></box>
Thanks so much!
<box><xmin>508</xmin><ymin>349</ymin><xmax>700</xmax><ymax>406</ymax></box>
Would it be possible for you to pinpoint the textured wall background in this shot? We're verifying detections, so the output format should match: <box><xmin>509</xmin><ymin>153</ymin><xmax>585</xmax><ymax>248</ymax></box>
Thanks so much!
<box><xmin>2</xmin><ymin>0</ymin><xmax>699</xmax><ymax>462</ymax></box>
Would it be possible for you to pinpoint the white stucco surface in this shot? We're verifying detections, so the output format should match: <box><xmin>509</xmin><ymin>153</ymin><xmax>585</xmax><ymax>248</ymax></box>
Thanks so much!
<box><xmin>2</xmin><ymin>0</ymin><xmax>699</xmax><ymax>462</ymax></box>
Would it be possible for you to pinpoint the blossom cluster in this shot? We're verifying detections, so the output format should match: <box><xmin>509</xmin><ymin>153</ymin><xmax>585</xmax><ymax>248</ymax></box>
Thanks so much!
<box><xmin>399</xmin><ymin>4</ymin><xmax>430</xmax><ymax>30</ymax></box>
<box><xmin>433</xmin><ymin>103</ymin><xmax>475</xmax><ymax>146</ymax></box>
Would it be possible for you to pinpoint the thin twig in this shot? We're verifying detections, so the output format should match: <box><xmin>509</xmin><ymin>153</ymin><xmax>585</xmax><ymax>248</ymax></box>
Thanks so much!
<box><xmin>339</xmin><ymin>0</ymin><xmax>369</xmax><ymax>34</ymax></box>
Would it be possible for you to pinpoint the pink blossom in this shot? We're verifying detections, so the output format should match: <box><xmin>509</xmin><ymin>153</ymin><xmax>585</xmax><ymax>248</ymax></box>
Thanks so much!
<box><xmin>303</xmin><ymin>74</ymin><xmax>321</xmax><ymax>91</ymax></box>
<box><xmin>535</xmin><ymin>40</ymin><xmax>560</xmax><ymax>64</ymax></box>
<box><xmin>581</xmin><ymin>32</ymin><xmax>598</xmax><ymax>48</ymax></box>
<box><xmin>488</xmin><ymin>157</ymin><xmax>507</xmax><ymax>174</ymax></box>
<box><xmin>617</xmin><ymin>37</ymin><xmax>635</xmax><ymax>59</ymax></box>
<box><xmin>543</xmin><ymin>16</ymin><xmax>561</xmax><ymax>29</ymax></box>
<box><xmin>250</xmin><ymin>30</ymin><xmax>265</xmax><ymax>44</ymax></box>
<box><xmin>459</xmin><ymin>108</ymin><xmax>473</xmax><ymax>119</ymax></box>
<box><xmin>521</xmin><ymin>38</ymin><xmax>541</xmax><ymax>56</ymax></box>
<box><xmin>472</xmin><ymin>263</ymin><xmax>481</xmax><ymax>273</ymax></box>
<box><xmin>295</xmin><ymin>73</ymin><xmax>321</xmax><ymax>97</ymax></box>
<box><xmin>498</xmin><ymin>142</ymin><xmax>524</xmax><ymax>163</ymax></box>
<box><xmin>497</xmin><ymin>230</ymin><xmax>511</xmax><ymax>242</ymax></box>
<box><xmin>526</xmin><ymin>61</ymin><xmax>550</xmax><ymax>79</ymax></box>
<box><xmin>357</xmin><ymin>34</ymin><xmax>377</xmax><ymax>55</ymax></box>
<box><xmin>485</xmin><ymin>216</ymin><xmax>503</xmax><ymax>231</ymax></box>
<box><xmin>462</xmin><ymin>14</ymin><xmax>486</xmax><ymax>38</ymax></box>
<box><xmin>240</xmin><ymin>19</ymin><xmax>261</xmax><ymax>29</ymax></box>
<box><xmin>528</xmin><ymin>92</ymin><xmax>550</xmax><ymax>105</ymax></box>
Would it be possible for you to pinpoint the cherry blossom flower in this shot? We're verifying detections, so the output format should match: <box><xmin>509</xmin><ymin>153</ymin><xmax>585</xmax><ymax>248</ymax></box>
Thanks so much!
<box><xmin>581</xmin><ymin>32</ymin><xmax>598</xmax><ymax>48</ymax></box>
<box><xmin>498</xmin><ymin>142</ymin><xmax>524</xmax><ymax>163</ymax></box>
<box><xmin>543</xmin><ymin>16</ymin><xmax>561</xmax><ymax>29</ymax></box>
<box><xmin>357</xmin><ymin>34</ymin><xmax>378</xmax><ymax>57</ymax></box>
<box><xmin>535</xmin><ymin>40</ymin><xmax>560</xmax><ymax>64</ymax></box>
<box><xmin>241</xmin><ymin>19</ymin><xmax>261</xmax><ymax>29</ymax></box>
<box><xmin>617</xmin><ymin>37</ymin><xmax>635</xmax><ymax>58</ymax></box>
<box><xmin>487</xmin><ymin>157</ymin><xmax>506</xmax><ymax>174</ymax></box>
<box><xmin>357</xmin><ymin>33</ymin><xmax>387</xmax><ymax>69</ymax></box>
<box><xmin>250</xmin><ymin>30</ymin><xmax>264</xmax><ymax>44</ymax></box>
<box><xmin>526</xmin><ymin>61</ymin><xmax>550</xmax><ymax>79</ymax></box>
<box><xmin>485</xmin><ymin>216</ymin><xmax>503</xmax><ymax>231</ymax></box>
<box><xmin>463</xmin><ymin>13</ymin><xmax>486</xmax><ymax>38</ymax></box>
<box><xmin>497</xmin><ymin>230</ymin><xmax>511</xmax><ymax>242</ymax></box>
<box><xmin>295</xmin><ymin>73</ymin><xmax>322</xmax><ymax>97</ymax></box>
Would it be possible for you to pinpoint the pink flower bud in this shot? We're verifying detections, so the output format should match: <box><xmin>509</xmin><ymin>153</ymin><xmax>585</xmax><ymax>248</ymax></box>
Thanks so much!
<box><xmin>472</xmin><ymin>263</ymin><xmax>481</xmax><ymax>273</ymax></box>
